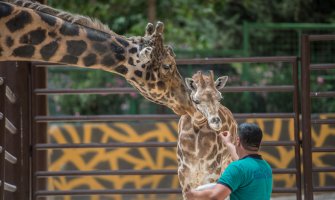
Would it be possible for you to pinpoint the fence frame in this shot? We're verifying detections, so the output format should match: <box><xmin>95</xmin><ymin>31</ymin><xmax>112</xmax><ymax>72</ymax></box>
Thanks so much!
<box><xmin>0</xmin><ymin>76</ymin><xmax>19</xmax><ymax>199</ymax></box>
<box><xmin>30</xmin><ymin>56</ymin><xmax>302</xmax><ymax>199</ymax></box>
<box><xmin>301</xmin><ymin>34</ymin><xmax>335</xmax><ymax>200</ymax></box>
<box><xmin>0</xmin><ymin>34</ymin><xmax>334</xmax><ymax>199</ymax></box>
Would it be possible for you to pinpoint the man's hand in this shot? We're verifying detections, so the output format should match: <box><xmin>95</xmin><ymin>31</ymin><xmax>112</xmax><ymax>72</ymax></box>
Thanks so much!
<box><xmin>185</xmin><ymin>185</ymin><xmax>232</xmax><ymax>200</ymax></box>
<box><xmin>185</xmin><ymin>190</ymin><xmax>195</xmax><ymax>200</ymax></box>
<box><xmin>219</xmin><ymin>131</ymin><xmax>232</xmax><ymax>145</ymax></box>
<box><xmin>219</xmin><ymin>131</ymin><xmax>239</xmax><ymax>161</ymax></box>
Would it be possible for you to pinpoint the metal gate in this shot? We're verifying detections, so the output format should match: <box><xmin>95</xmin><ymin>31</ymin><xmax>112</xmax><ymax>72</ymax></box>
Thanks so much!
<box><xmin>0</xmin><ymin>62</ymin><xmax>31</xmax><ymax>200</ymax></box>
<box><xmin>301</xmin><ymin>34</ymin><xmax>335</xmax><ymax>200</ymax></box>
<box><xmin>30</xmin><ymin>56</ymin><xmax>302</xmax><ymax>199</ymax></box>
<box><xmin>0</xmin><ymin>76</ymin><xmax>18</xmax><ymax>199</ymax></box>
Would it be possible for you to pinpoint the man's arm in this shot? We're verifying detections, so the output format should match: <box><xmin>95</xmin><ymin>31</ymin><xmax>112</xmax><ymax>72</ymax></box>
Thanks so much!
<box><xmin>186</xmin><ymin>184</ymin><xmax>231</xmax><ymax>200</ymax></box>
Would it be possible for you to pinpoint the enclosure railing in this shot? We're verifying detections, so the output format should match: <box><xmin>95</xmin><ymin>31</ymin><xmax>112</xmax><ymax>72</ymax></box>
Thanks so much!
<box><xmin>301</xmin><ymin>34</ymin><xmax>335</xmax><ymax>200</ymax></box>
<box><xmin>0</xmin><ymin>77</ymin><xmax>18</xmax><ymax>200</ymax></box>
<box><xmin>31</xmin><ymin>56</ymin><xmax>302</xmax><ymax>199</ymax></box>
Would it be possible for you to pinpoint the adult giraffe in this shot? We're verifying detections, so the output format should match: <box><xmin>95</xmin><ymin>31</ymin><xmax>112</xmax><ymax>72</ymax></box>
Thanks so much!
<box><xmin>0</xmin><ymin>0</ymin><xmax>194</xmax><ymax>115</ymax></box>
<box><xmin>178</xmin><ymin>71</ymin><xmax>238</xmax><ymax>200</ymax></box>
<box><xmin>0</xmin><ymin>1</ymin><xmax>237</xmax><ymax>199</ymax></box>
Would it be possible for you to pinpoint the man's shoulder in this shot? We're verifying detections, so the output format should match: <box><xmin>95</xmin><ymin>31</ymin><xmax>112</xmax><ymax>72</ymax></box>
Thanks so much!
<box><xmin>226</xmin><ymin>159</ymin><xmax>248</xmax><ymax>172</ymax></box>
<box><xmin>231</xmin><ymin>155</ymin><xmax>271</xmax><ymax>169</ymax></box>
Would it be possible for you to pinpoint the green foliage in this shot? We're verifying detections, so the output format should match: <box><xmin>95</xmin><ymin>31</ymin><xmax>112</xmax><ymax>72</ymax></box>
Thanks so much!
<box><xmin>46</xmin><ymin>0</ymin><xmax>335</xmax><ymax>115</ymax></box>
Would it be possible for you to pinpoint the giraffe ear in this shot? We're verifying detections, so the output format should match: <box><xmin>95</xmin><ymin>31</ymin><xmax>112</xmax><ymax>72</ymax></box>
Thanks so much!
<box><xmin>185</xmin><ymin>78</ymin><xmax>197</xmax><ymax>91</ymax></box>
<box><xmin>215</xmin><ymin>76</ymin><xmax>228</xmax><ymax>91</ymax></box>
<box><xmin>166</xmin><ymin>45</ymin><xmax>176</xmax><ymax>58</ymax></box>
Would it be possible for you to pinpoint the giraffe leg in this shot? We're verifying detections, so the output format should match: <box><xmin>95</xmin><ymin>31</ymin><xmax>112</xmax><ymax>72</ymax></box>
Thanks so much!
<box><xmin>182</xmin><ymin>184</ymin><xmax>192</xmax><ymax>200</ymax></box>
<box><xmin>178</xmin><ymin>166</ymin><xmax>192</xmax><ymax>200</ymax></box>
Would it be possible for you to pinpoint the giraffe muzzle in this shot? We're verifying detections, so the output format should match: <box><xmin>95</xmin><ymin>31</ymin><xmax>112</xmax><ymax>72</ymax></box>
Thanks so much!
<box><xmin>210</xmin><ymin>117</ymin><xmax>221</xmax><ymax>124</ymax></box>
<box><xmin>209</xmin><ymin>116</ymin><xmax>222</xmax><ymax>131</ymax></box>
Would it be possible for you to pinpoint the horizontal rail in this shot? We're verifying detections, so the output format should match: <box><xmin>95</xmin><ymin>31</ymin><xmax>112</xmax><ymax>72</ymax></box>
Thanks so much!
<box><xmin>176</xmin><ymin>56</ymin><xmax>297</xmax><ymax>65</ymax></box>
<box><xmin>310</xmin><ymin>63</ymin><xmax>335</xmax><ymax>70</ymax></box>
<box><xmin>35</xmin><ymin>188</ymin><xmax>182</xmax><ymax>196</ymax></box>
<box><xmin>0</xmin><ymin>181</ymin><xmax>17</xmax><ymax>193</ymax></box>
<box><xmin>35</xmin><ymin>168</ymin><xmax>296</xmax><ymax>177</ymax></box>
<box><xmin>236</xmin><ymin>113</ymin><xmax>295</xmax><ymax>119</ymax></box>
<box><xmin>36</xmin><ymin>169</ymin><xmax>177</xmax><ymax>177</ymax></box>
<box><xmin>313</xmin><ymin>186</ymin><xmax>335</xmax><ymax>192</ymax></box>
<box><xmin>5</xmin><ymin>86</ymin><xmax>16</xmax><ymax>104</ymax></box>
<box><xmin>312</xmin><ymin>147</ymin><xmax>335</xmax><ymax>152</ymax></box>
<box><xmin>223</xmin><ymin>86</ymin><xmax>294</xmax><ymax>92</ymax></box>
<box><xmin>272</xmin><ymin>187</ymin><xmax>298</xmax><ymax>193</ymax></box>
<box><xmin>262</xmin><ymin>141</ymin><xmax>297</xmax><ymax>146</ymax></box>
<box><xmin>310</xmin><ymin>91</ymin><xmax>335</xmax><ymax>98</ymax></box>
<box><xmin>35</xmin><ymin>114</ymin><xmax>178</xmax><ymax>122</ymax></box>
<box><xmin>308</xmin><ymin>34</ymin><xmax>335</xmax><ymax>41</ymax></box>
<box><xmin>35</xmin><ymin>142</ymin><xmax>177</xmax><ymax>149</ymax></box>
<box><xmin>35</xmin><ymin>140</ymin><xmax>295</xmax><ymax>150</ymax></box>
<box><xmin>313</xmin><ymin>167</ymin><xmax>335</xmax><ymax>172</ymax></box>
<box><xmin>0</xmin><ymin>147</ymin><xmax>18</xmax><ymax>164</ymax></box>
<box><xmin>35</xmin><ymin>113</ymin><xmax>295</xmax><ymax>122</ymax></box>
<box><xmin>35</xmin><ymin>187</ymin><xmax>297</xmax><ymax>196</ymax></box>
<box><xmin>33</xmin><ymin>56</ymin><xmax>298</xmax><ymax>68</ymax></box>
<box><xmin>35</xmin><ymin>88</ymin><xmax>137</xmax><ymax>95</ymax></box>
<box><xmin>34</xmin><ymin>86</ymin><xmax>295</xmax><ymax>95</ymax></box>
<box><xmin>311</xmin><ymin>119</ymin><xmax>335</xmax><ymax>124</ymax></box>
<box><xmin>5</xmin><ymin>118</ymin><xmax>17</xmax><ymax>135</ymax></box>
<box><xmin>272</xmin><ymin>168</ymin><xmax>297</xmax><ymax>174</ymax></box>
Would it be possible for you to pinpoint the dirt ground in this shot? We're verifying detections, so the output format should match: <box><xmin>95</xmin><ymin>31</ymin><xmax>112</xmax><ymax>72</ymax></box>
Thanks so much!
<box><xmin>272</xmin><ymin>193</ymin><xmax>335</xmax><ymax>200</ymax></box>
<box><xmin>48</xmin><ymin>192</ymin><xmax>335</xmax><ymax>200</ymax></box>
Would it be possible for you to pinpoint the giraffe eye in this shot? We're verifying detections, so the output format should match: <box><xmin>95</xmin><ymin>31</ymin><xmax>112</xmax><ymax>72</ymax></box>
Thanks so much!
<box><xmin>193</xmin><ymin>99</ymin><xmax>200</xmax><ymax>104</ymax></box>
<box><xmin>163</xmin><ymin>64</ymin><xmax>171</xmax><ymax>69</ymax></box>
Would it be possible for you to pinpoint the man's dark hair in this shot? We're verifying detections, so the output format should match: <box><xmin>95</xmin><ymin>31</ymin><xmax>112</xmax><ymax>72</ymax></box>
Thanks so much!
<box><xmin>238</xmin><ymin>123</ymin><xmax>263</xmax><ymax>151</ymax></box>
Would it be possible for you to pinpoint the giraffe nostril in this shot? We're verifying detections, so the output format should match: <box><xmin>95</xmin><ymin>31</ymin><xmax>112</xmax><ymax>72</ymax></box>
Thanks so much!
<box><xmin>210</xmin><ymin>117</ymin><xmax>221</xmax><ymax>124</ymax></box>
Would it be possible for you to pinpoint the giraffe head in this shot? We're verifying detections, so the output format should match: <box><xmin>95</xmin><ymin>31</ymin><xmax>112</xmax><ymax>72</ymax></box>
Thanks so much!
<box><xmin>127</xmin><ymin>22</ymin><xmax>176</xmax><ymax>73</ymax></box>
<box><xmin>185</xmin><ymin>71</ymin><xmax>228</xmax><ymax>131</ymax></box>
<box><xmin>127</xmin><ymin>22</ymin><xmax>193</xmax><ymax>115</ymax></box>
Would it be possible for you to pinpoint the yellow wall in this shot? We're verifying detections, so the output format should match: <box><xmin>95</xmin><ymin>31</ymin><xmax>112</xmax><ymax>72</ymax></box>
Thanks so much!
<box><xmin>46</xmin><ymin>115</ymin><xmax>335</xmax><ymax>200</ymax></box>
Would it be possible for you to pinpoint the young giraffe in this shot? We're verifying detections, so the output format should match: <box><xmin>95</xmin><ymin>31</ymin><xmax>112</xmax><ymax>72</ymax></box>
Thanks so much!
<box><xmin>0</xmin><ymin>0</ymin><xmax>194</xmax><ymax>115</ymax></box>
<box><xmin>178</xmin><ymin>71</ymin><xmax>238</xmax><ymax>200</ymax></box>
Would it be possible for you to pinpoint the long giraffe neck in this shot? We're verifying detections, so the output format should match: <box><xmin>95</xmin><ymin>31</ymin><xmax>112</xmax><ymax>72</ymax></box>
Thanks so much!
<box><xmin>0</xmin><ymin>1</ymin><xmax>146</xmax><ymax>77</ymax></box>
<box><xmin>0</xmin><ymin>1</ymin><xmax>200</xmax><ymax>116</ymax></box>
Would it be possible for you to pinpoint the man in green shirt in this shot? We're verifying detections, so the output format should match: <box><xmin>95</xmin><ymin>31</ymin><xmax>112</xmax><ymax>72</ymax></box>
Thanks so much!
<box><xmin>186</xmin><ymin>123</ymin><xmax>273</xmax><ymax>200</ymax></box>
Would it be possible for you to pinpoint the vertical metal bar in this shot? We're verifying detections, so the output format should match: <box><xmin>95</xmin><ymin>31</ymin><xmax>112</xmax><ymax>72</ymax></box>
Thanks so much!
<box><xmin>292</xmin><ymin>59</ymin><xmax>302</xmax><ymax>200</ymax></box>
<box><xmin>301</xmin><ymin>35</ymin><xmax>314</xmax><ymax>200</ymax></box>
<box><xmin>0</xmin><ymin>78</ymin><xmax>5</xmax><ymax>200</ymax></box>
<box><xmin>15</xmin><ymin>62</ymin><xmax>32</xmax><ymax>200</ymax></box>
<box><xmin>31</xmin><ymin>65</ymin><xmax>48</xmax><ymax>200</ymax></box>
<box><xmin>31</xmin><ymin>65</ymin><xmax>37</xmax><ymax>200</ymax></box>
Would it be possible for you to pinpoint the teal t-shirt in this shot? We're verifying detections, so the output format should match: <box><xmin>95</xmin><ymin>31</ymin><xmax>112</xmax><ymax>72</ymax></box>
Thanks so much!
<box><xmin>218</xmin><ymin>154</ymin><xmax>273</xmax><ymax>200</ymax></box>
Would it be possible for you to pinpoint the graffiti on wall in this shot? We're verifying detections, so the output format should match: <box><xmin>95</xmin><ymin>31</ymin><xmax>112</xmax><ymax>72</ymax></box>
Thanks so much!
<box><xmin>47</xmin><ymin>115</ymin><xmax>335</xmax><ymax>200</ymax></box>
